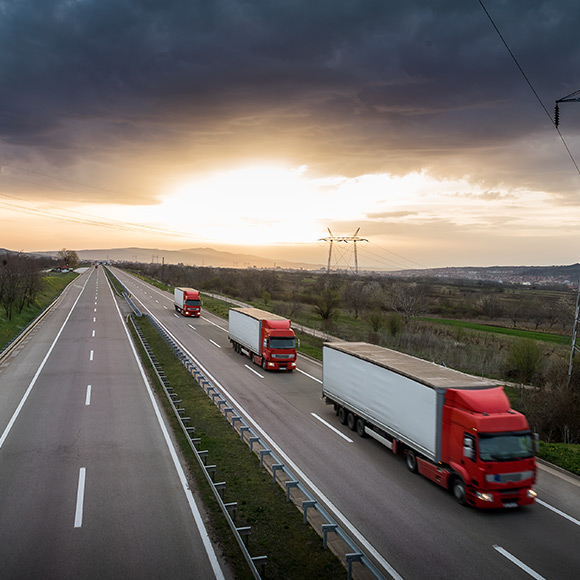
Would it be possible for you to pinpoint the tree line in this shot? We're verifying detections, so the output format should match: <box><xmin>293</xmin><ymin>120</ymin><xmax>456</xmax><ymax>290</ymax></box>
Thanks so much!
<box><xmin>0</xmin><ymin>253</ymin><xmax>43</xmax><ymax>321</ymax></box>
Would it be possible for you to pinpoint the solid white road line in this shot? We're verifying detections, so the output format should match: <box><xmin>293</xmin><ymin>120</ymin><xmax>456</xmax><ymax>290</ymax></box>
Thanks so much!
<box><xmin>311</xmin><ymin>413</ymin><xmax>353</xmax><ymax>442</ymax></box>
<box><xmin>74</xmin><ymin>467</ymin><xmax>87</xmax><ymax>528</ymax></box>
<box><xmin>105</xmin><ymin>274</ymin><xmax>226</xmax><ymax>580</ymax></box>
<box><xmin>493</xmin><ymin>545</ymin><xmax>545</xmax><ymax>579</ymax></box>
<box><xmin>244</xmin><ymin>364</ymin><xmax>264</xmax><ymax>378</ymax></box>
<box><xmin>0</xmin><ymin>271</ymin><xmax>92</xmax><ymax>450</ymax></box>
<box><xmin>85</xmin><ymin>385</ymin><xmax>92</xmax><ymax>406</ymax></box>
<box><xmin>297</xmin><ymin>368</ymin><xmax>322</xmax><ymax>384</ymax></box>
<box><xmin>142</xmin><ymin>313</ymin><xmax>403</xmax><ymax>580</ymax></box>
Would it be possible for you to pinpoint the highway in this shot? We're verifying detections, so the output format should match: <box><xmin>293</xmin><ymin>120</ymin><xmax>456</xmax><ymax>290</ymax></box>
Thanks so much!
<box><xmin>112</xmin><ymin>266</ymin><xmax>580</xmax><ymax>580</ymax></box>
<box><xmin>0</xmin><ymin>267</ymin><xmax>227</xmax><ymax>580</ymax></box>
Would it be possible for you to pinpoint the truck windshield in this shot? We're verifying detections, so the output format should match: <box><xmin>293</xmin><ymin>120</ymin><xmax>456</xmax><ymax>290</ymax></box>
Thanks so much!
<box><xmin>479</xmin><ymin>432</ymin><xmax>534</xmax><ymax>462</ymax></box>
<box><xmin>186</xmin><ymin>299</ymin><xmax>201</xmax><ymax>306</ymax></box>
<box><xmin>269</xmin><ymin>337</ymin><xmax>296</xmax><ymax>349</ymax></box>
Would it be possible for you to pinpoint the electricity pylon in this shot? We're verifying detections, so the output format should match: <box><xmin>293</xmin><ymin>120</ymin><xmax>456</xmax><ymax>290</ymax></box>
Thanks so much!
<box><xmin>319</xmin><ymin>228</ymin><xmax>368</xmax><ymax>280</ymax></box>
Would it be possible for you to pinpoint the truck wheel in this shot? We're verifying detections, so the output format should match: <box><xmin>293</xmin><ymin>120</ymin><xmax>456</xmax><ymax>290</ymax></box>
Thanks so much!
<box><xmin>451</xmin><ymin>477</ymin><xmax>466</xmax><ymax>505</ymax></box>
<box><xmin>405</xmin><ymin>449</ymin><xmax>418</xmax><ymax>473</ymax></box>
<box><xmin>356</xmin><ymin>418</ymin><xmax>366</xmax><ymax>438</ymax></box>
<box><xmin>347</xmin><ymin>412</ymin><xmax>356</xmax><ymax>431</ymax></box>
<box><xmin>338</xmin><ymin>407</ymin><xmax>348</xmax><ymax>425</ymax></box>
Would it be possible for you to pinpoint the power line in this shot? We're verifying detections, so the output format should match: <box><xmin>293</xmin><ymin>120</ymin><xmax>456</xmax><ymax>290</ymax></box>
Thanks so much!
<box><xmin>478</xmin><ymin>0</ymin><xmax>580</xmax><ymax>178</ymax></box>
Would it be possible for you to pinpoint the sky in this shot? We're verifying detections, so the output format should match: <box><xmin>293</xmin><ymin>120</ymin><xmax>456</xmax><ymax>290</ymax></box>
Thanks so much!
<box><xmin>1</xmin><ymin>0</ymin><xmax>580</xmax><ymax>271</ymax></box>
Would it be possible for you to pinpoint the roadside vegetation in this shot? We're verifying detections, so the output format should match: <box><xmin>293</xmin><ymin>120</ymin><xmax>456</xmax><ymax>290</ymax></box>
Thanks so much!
<box><xmin>129</xmin><ymin>314</ymin><xmax>345</xmax><ymax>580</ymax></box>
<box><xmin>124</xmin><ymin>261</ymin><xmax>580</xmax><ymax>456</ymax></box>
<box><xmin>0</xmin><ymin>251</ymin><xmax>78</xmax><ymax>351</ymax></box>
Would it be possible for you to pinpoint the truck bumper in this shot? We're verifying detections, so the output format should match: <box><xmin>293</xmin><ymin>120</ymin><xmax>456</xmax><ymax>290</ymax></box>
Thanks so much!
<box><xmin>264</xmin><ymin>361</ymin><xmax>296</xmax><ymax>371</ymax></box>
<box><xmin>472</xmin><ymin>487</ymin><xmax>537</xmax><ymax>508</ymax></box>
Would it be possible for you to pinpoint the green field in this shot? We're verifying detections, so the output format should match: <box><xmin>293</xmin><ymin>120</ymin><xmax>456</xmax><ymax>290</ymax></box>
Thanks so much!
<box><xmin>419</xmin><ymin>317</ymin><xmax>570</xmax><ymax>345</ymax></box>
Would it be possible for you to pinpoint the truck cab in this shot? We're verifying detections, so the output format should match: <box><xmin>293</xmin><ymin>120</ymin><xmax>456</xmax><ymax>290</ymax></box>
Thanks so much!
<box><xmin>442</xmin><ymin>387</ymin><xmax>537</xmax><ymax>508</ymax></box>
<box><xmin>261</xmin><ymin>321</ymin><xmax>297</xmax><ymax>371</ymax></box>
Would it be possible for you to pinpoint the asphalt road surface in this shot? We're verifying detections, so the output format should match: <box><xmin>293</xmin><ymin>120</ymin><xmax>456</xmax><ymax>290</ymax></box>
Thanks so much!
<box><xmin>113</xmin><ymin>267</ymin><xmax>580</xmax><ymax>580</ymax></box>
<box><xmin>0</xmin><ymin>267</ymin><xmax>228</xmax><ymax>580</ymax></box>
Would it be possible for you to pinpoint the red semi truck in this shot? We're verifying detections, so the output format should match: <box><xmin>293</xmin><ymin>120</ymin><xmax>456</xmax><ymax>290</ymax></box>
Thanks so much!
<box><xmin>322</xmin><ymin>342</ymin><xmax>537</xmax><ymax>508</ymax></box>
<box><xmin>173</xmin><ymin>287</ymin><xmax>202</xmax><ymax>317</ymax></box>
<box><xmin>228</xmin><ymin>308</ymin><xmax>297</xmax><ymax>371</ymax></box>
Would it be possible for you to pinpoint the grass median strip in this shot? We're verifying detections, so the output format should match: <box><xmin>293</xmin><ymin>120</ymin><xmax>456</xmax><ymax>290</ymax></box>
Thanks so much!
<box><xmin>129</xmin><ymin>315</ymin><xmax>345</xmax><ymax>580</ymax></box>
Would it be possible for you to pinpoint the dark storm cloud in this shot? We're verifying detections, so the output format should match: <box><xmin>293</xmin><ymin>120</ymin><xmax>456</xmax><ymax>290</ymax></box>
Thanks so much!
<box><xmin>1</xmin><ymin>0</ymin><xmax>579</xmax><ymax>201</ymax></box>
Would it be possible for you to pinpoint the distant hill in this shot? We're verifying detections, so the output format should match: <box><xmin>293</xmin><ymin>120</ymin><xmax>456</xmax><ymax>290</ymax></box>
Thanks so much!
<box><xmin>34</xmin><ymin>246</ymin><xmax>322</xmax><ymax>271</ymax></box>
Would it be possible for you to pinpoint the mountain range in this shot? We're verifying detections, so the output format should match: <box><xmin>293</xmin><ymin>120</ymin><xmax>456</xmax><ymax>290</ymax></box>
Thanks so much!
<box><xmin>34</xmin><ymin>246</ymin><xmax>323</xmax><ymax>271</ymax></box>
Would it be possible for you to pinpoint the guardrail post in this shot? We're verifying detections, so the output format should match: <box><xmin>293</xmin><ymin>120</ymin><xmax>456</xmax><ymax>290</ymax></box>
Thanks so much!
<box><xmin>259</xmin><ymin>449</ymin><xmax>272</xmax><ymax>467</ymax></box>
<box><xmin>322</xmin><ymin>524</ymin><xmax>338</xmax><ymax>549</ymax></box>
<box><xmin>249</xmin><ymin>436</ymin><xmax>260</xmax><ymax>453</ymax></box>
<box><xmin>271</xmin><ymin>463</ymin><xmax>284</xmax><ymax>482</ymax></box>
<box><xmin>251</xmin><ymin>555</ymin><xmax>267</xmax><ymax>576</ymax></box>
<box><xmin>239</xmin><ymin>426</ymin><xmax>250</xmax><ymax>442</ymax></box>
<box><xmin>236</xmin><ymin>526</ymin><xmax>251</xmax><ymax>547</ymax></box>
<box><xmin>285</xmin><ymin>480</ymin><xmax>299</xmax><ymax>501</ymax></box>
<box><xmin>302</xmin><ymin>500</ymin><xmax>317</xmax><ymax>524</ymax></box>
<box><xmin>205</xmin><ymin>465</ymin><xmax>216</xmax><ymax>481</ymax></box>
<box><xmin>346</xmin><ymin>553</ymin><xmax>363</xmax><ymax>580</ymax></box>
<box><xmin>224</xmin><ymin>502</ymin><xmax>237</xmax><ymax>523</ymax></box>
<box><xmin>214</xmin><ymin>482</ymin><xmax>226</xmax><ymax>499</ymax></box>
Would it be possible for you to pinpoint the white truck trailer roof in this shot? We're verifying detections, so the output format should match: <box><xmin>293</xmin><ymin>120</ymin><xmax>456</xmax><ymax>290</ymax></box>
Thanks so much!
<box><xmin>233</xmin><ymin>307</ymin><xmax>289</xmax><ymax>322</ymax></box>
<box><xmin>324</xmin><ymin>342</ymin><xmax>498</xmax><ymax>390</ymax></box>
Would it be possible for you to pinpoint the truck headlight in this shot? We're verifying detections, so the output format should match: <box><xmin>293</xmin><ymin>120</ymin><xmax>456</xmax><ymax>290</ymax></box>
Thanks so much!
<box><xmin>527</xmin><ymin>489</ymin><xmax>537</xmax><ymax>499</ymax></box>
<box><xmin>475</xmin><ymin>491</ymin><xmax>494</xmax><ymax>502</ymax></box>
<box><xmin>267</xmin><ymin>362</ymin><xmax>276</xmax><ymax>368</ymax></box>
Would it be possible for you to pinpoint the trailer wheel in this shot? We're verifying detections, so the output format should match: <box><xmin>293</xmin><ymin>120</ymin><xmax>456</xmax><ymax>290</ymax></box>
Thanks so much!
<box><xmin>338</xmin><ymin>407</ymin><xmax>348</xmax><ymax>425</ymax></box>
<box><xmin>356</xmin><ymin>418</ymin><xmax>366</xmax><ymax>438</ymax></box>
<box><xmin>405</xmin><ymin>449</ymin><xmax>418</xmax><ymax>473</ymax></box>
<box><xmin>451</xmin><ymin>477</ymin><xmax>466</xmax><ymax>506</ymax></box>
<box><xmin>347</xmin><ymin>412</ymin><xmax>356</xmax><ymax>431</ymax></box>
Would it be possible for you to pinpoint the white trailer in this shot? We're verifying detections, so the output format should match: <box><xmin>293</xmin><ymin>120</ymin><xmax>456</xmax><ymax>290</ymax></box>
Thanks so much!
<box><xmin>228</xmin><ymin>308</ymin><xmax>264</xmax><ymax>353</ymax></box>
<box><xmin>322</xmin><ymin>342</ymin><xmax>497</xmax><ymax>463</ymax></box>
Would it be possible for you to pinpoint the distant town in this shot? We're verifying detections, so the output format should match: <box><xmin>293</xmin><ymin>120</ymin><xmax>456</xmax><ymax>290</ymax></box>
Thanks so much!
<box><xmin>387</xmin><ymin>264</ymin><xmax>580</xmax><ymax>287</ymax></box>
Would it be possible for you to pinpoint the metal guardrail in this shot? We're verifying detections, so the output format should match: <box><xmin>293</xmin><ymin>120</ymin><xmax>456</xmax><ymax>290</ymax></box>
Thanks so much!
<box><xmin>104</xmin><ymin>267</ymin><xmax>142</xmax><ymax>316</ymax></box>
<box><xmin>136</xmin><ymin>312</ymin><xmax>387</xmax><ymax>580</ymax></box>
<box><xmin>106</xmin><ymin>266</ymin><xmax>388</xmax><ymax>579</ymax></box>
<box><xmin>129</xmin><ymin>314</ymin><xmax>268</xmax><ymax>578</ymax></box>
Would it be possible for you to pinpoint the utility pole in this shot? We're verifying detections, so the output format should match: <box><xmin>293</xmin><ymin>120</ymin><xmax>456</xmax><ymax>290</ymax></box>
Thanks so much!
<box><xmin>568</xmin><ymin>278</ymin><xmax>580</xmax><ymax>388</ymax></box>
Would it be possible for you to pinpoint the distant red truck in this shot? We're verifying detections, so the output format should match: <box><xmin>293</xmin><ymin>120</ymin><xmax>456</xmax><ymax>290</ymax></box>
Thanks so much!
<box><xmin>173</xmin><ymin>287</ymin><xmax>202</xmax><ymax>317</ymax></box>
<box><xmin>228</xmin><ymin>307</ymin><xmax>297</xmax><ymax>371</ymax></box>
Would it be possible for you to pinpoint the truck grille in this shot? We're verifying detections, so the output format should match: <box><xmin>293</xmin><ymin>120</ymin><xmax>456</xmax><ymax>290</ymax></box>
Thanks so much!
<box><xmin>272</xmin><ymin>354</ymin><xmax>294</xmax><ymax>359</ymax></box>
<box><xmin>485</xmin><ymin>470</ymin><xmax>533</xmax><ymax>484</ymax></box>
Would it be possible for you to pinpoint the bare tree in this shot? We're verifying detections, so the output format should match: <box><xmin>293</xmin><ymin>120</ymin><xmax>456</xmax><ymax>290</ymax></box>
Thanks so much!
<box><xmin>58</xmin><ymin>248</ymin><xmax>79</xmax><ymax>269</ymax></box>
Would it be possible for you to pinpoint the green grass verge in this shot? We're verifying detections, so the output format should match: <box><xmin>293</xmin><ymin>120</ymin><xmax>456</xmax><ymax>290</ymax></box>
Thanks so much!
<box><xmin>538</xmin><ymin>442</ymin><xmax>580</xmax><ymax>476</ymax></box>
<box><xmin>419</xmin><ymin>317</ymin><xmax>569</xmax><ymax>345</ymax></box>
<box><xmin>0</xmin><ymin>272</ymin><xmax>78</xmax><ymax>351</ymax></box>
<box><xmin>129</xmin><ymin>315</ymin><xmax>345</xmax><ymax>580</ymax></box>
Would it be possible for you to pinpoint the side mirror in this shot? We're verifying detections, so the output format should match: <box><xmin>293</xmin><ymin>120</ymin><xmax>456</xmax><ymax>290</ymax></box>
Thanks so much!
<box><xmin>534</xmin><ymin>433</ymin><xmax>540</xmax><ymax>454</ymax></box>
<box><xmin>463</xmin><ymin>436</ymin><xmax>475</xmax><ymax>460</ymax></box>
<box><xmin>297</xmin><ymin>339</ymin><xmax>301</xmax><ymax>348</ymax></box>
